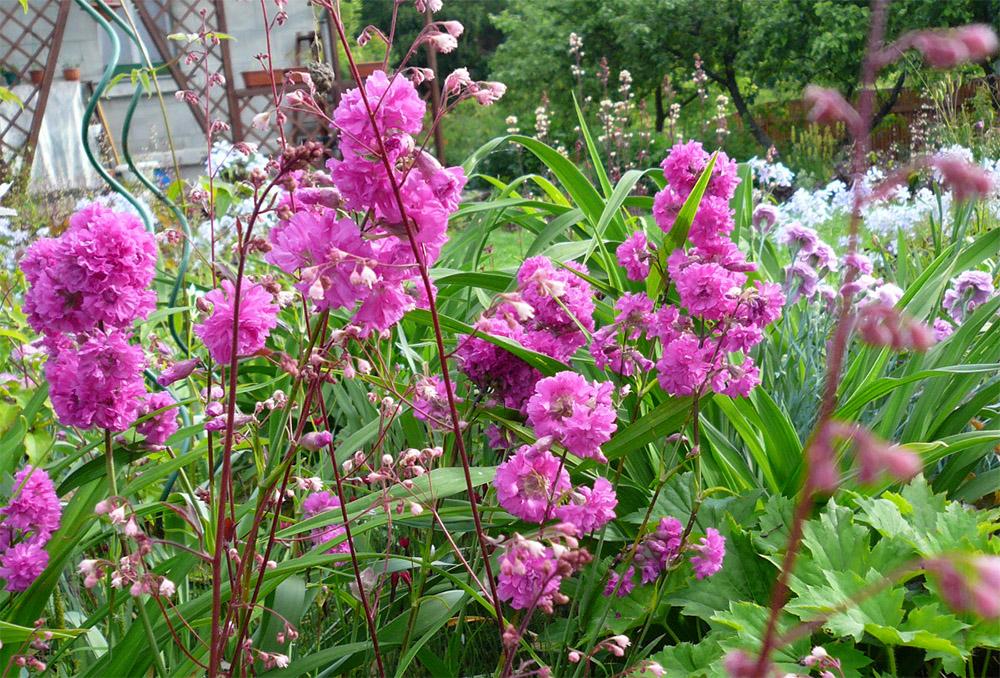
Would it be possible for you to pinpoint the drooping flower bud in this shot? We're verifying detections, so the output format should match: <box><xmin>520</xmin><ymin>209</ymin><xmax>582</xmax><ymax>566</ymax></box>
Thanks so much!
<box><xmin>299</xmin><ymin>430</ymin><xmax>333</xmax><ymax>451</ymax></box>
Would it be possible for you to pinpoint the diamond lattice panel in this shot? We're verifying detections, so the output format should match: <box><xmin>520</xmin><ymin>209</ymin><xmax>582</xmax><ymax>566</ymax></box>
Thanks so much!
<box><xmin>0</xmin><ymin>0</ymin><xmax>67</xmax><ymax>162</ymax></box>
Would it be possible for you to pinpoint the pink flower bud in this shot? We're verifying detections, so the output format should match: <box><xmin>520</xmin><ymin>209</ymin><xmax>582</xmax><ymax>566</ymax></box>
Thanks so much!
<box><xmin>299</xmin><ymin>431</ymin><xmax>333</xmax><ymax>451</ymax></box>
<box><xmin>440</xmin><ymin>21</ymin><xmax>464</xmax><ymax>37</ymax></box>
<box><xmin>443</xmin><ymin>68</ymin><xmax>472</xmax><ymax>94</ymax></box>
<box><xmin>156</xmin><ymin>358</ymin><xmax>200</xmax><ymax>387</ymax></box>
<box><xmin>931</xmin><ymin>156</ymin><xmax>993</xmax><ymax>202</ymax></box>
<box><xmin>912</xmin><ymin>31</ymin><xmax>969</xmax><ymax>68</ymax></box>
<box><xmin>803</xmin><ymin>85</ymin><xmax>861</xmax><ymax>133</ymax></box>
<box><xmin>955</xmin><ymin>25</ymin><xmax>999</xmax><ymax>61</ymax></box>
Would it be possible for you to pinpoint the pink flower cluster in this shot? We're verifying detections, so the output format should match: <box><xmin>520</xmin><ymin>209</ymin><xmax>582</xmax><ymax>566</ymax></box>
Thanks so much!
<box><xmin>194</xmin><ymin>280</ymin><xmax>279</xmax><ymax>365</ymax></box>
<box><xmin>526</xmin><ymin>372</ymin><xmax>617</xmax><ymax>462</ymax></box>
<box><xmin>493</xmin><ymin>445</ymin><xmax>571</xmax><ymax>524</ymax></box>
<box><xmin>0</xmin><ymin>466</ymin><xmax>61</xmax><ymax>592</ymax></box>
<box><xmin>604</xmin><ymin>142</ymin><xmax>785</xmax><ymax>398</ymax></box>
<box><xmin>590</xmin><ymin>294</ymin><xmax>655</xmax><ymax>377</ymax></box>
<box><xmin>411</xmin><ymin>375</ymin><xmax>457</xmax><ymax>430</ymax></box>
<box><xmin>604</xmin><ymin>516</ymin><xmax>726</xmax><ymax>597</ymax></box>
<box><xmin>20</xmin><ymin>205</ymin><xmax>172</xmax><ymax>436</ymax></box>
<box><xmin>136</xmin><ymin>391</ymin><xmax>181</xmax><ymax>447</ymax></box>
<box><xmin>491</xmin><ymin>372</ymin><xmax>620</xmax><ymax>612</ymax></box>
<box><xmin>267</xmin><ymin>69</ymin><xmax>474</xmax><ymax>335</ymax></box>
<box><xmin>653</xmin><ymin>140</ymin><xmax>739</xmax><ymax>245</ymax></box>
<box><xmin>20</xmin><ymin>204</ymin><xmax>156</xmax><ymax>336</ymax></box>
<box><xmin>496</xmin><ymin>529</ymin><xmax>591</xmax><ymax>613</ymax></box>
<box><xmin>459</xmin><ymin>256</ymin><xmax>596</xmax><ymax>411</ymax></box>
<box><xmin>301</xmin><ymin>491</ymin><xmax>350</xmax><ymax>556</ymax></box>
<box><xmin>45</xmin><ymin>330</ymin><xmax>147</xmax><ymax>431</ymax></box>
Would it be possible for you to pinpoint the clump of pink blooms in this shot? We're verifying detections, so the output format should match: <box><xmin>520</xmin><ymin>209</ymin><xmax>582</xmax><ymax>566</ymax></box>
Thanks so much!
<box><xmin>20</xmin><ymin>204</ymin><xmax>156</xmax><ymax>335</ymax></box>
<box><xmin>605</xmin><ymin>516</ymin><xmax>726</xmax><ymax>597</ymax></box>
<box><xmin>301</xmin><ymin>491</ymin><xmax>350</xmax><ymax>556</ymax></box>
<box><xmin>411</xmin><ymin>375</ymin><xmax>458</xmax><ymax>430</ymax></box>
<box><xmin>45</xmin><ymin>330</ymin><xmax>147</xmax><ymax>431</ymax></box>
<box><xmin>526</xmin><ymin>372</ymin><xmax>616</xmax><ymax>462</ymax></box>
<box><xmin>494</xmin><ymin>444</ymin><xmax>572</xmax><ymax>524</ymax></box>
<box><xmin>194</xmin><ymin>280</ymin><xmax>279</xmax><ymax>364</ymax></box>
<box><xmin>458</xmin><ymin>256</ymin><xmax>596</xmax><ymax>410</ymax></box>
<box><xmin>268</xmin><ymin>62</ymin><xmax>496</xmax><ymax>336</ymax></box>
<box><xmin>84</xmin><ymin>500</ymin><xmax>176</xmax><ymax>598</ymax></box>
<box><xmin>20</xmin><ymin>204</ymin><xmax>180</xmax><ymax>440</ymax></box>
<box><xmin>0</xmin><ymin>466</ymin><xmax>62</xmax><ymax>592</ymax></box>
<box><xmin>496</xmin><ymin>527</ymin><xmax>592</xmax><ymax>613</ymax></box>
<box><xmin>643</xmin><ymin>141</ymin><xmax>784</xmax><ymax>397</ymax></box>
<box><xmin>136</xmin><ymin>391</ymin><xmax>181</xmax><ymax>447</ymax></box>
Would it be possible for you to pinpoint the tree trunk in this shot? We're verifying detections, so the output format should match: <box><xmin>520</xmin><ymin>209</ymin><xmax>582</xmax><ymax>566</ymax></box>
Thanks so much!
<box><xmin>655</xmin><ymin>82</ymin><xmax>666</xmax><ymax>132</ymax></box>
<box><xmin>871</xmin><ymin>71</ymin><xmax>906</xmax><ymax>131</ymax></box>
<box><xmin>721</xmin><ymin>67</ymin><xmax>773</xmax><ymax>150</ymax></box>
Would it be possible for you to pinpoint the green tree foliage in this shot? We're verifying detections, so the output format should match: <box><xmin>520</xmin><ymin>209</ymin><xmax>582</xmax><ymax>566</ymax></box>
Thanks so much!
<box><xmin>358</xmin><ymin>0</ymin><xmax>506</xmax><ymax>79</ymax></box>
<box><xmin>489</xmin><ymin>0</ymin><xmax>999</xmax><ymax>148</ymax></box>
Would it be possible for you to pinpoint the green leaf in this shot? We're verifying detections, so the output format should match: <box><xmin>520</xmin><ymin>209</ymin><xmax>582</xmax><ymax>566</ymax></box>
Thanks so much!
<box><xmin>406</xmin><ymin>308</ymin><xmax>568</xmax><ymax>376</ymax></box>
<box><xmin>572</xmin><ymin>93</ymin><xmax>612</xmax><ymax>197</ymax></box>
<box><xmin>665</xmin><ymin>153</ymin><xmax>718</xmax><ymax>252</ymax></box>
<box><xmin>601</xmin><ymin>397</ymin><xmax>695</xmax><ymax>462</ymax></box>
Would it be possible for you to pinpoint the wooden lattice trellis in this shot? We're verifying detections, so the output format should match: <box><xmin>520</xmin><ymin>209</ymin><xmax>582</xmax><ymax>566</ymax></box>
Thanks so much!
<box><xmin>2</xmin><ymin>0</ymin><xmax>349</xmax><ymax>176</ymax></box>
<box><xmin>133</xmin><ymin>0</ymin><xmax>240</xmax><ymax>139</ymax></box>
<box><xmin>0</xmin><ymin>0</ymin><xmax>71</xmax><ymax>168</ymax></box>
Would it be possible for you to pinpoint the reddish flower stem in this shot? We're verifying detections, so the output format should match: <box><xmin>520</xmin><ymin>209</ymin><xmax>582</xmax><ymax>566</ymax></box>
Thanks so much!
<box><xmin>324</xmin><ymin>1</ymin><xmax>503</xmax><ymax>634</ymax></box>
<box><xmin>752</xmin><ymin>2</ymin><xmax>888</xmax><ymax>674</ymax></box>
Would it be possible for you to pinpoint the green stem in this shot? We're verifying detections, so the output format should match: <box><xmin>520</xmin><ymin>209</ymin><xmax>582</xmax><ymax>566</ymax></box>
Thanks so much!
<box><xmin>104</xmin><ymin>430</ymin><xmax>167</xmax><ymax>677</ymax></box>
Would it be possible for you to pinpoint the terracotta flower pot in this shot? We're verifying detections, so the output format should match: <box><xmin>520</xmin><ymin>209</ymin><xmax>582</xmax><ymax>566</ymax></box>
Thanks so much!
<box><xmin>63</xmin><ymin>68</ymin><xmax>80</xmax><ymax>81</ymax></box>
<box><xmin>242</xmin><ymin>69</ymin><xmax>283</xmax><ymax>88</ymax></box>
<box><xmin>355</xmin><ymin>62</ymin><xmax>382</xmax><ymax>79</ymax></box>
<box><xmin>30</xmin><ymin>70</ymin><xmax>44</xmax><ymax>86</ymax></box>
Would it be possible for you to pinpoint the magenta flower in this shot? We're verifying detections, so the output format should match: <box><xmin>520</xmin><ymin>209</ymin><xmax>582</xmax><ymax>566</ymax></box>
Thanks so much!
<box><xmin>517</xmin><ymin>257</ymin><xmax>595</xmax><ymax>338</ymax></box>
<box><xmin>135</xmin><ymin>391</ymin><xmax>180</xmax><ymax>447</ymax></box>
<box><xmin>656</xmin><ymin>333</ymin><xmax>714</xmax><ymax>397</ymax></box>
<box><xmin>526</xmin><ymin>372</ymin><xmax>617</xmax><ymax>462</ymax></box>
<box><xmin>46</xmin><ymin>331</ymin><xmax>146</xmax><ymax>431</ymax></box>
<box><xmin>332</xmin><ymin>70</ymin><xmax>425</xmax><ymax>159</ymax></box>
<box><xmin>412</xmin><ymin>375</ymin><xmax>457</xmax><ymax>430</ymax></box>
<box><xmin>266</xmin><ymin>209</ymin><xmax>373</xmax><ymax>311</ymax></box>
<box><xmin>493</xmin><ymin>445</ymin><xmax>571</xmax><ymax>523</ymax></box>
<box><xmin>614</xmin><ymin>293</ymin><xmax>654</xmax><ymax>338</ymax></box>
<box><xmin>616</xmin><ymin>231</ymin><xmax>652</xmax><ymax>281</ymax></box>
<box><xmin>589</xmin><ymin>326</ymin><xmax>653</xmax><ymax>377</ymax></box>
<box><xmin>497</xmin><ymin>537</ymin><xmax>566</xmax><ymax>612</ymax></box>
<box><xmin>659</xmin><ymin>140</ymin><xmax>738</xmax><ymax>200</ymax></box>
<box><xmin>458</xmin><ymin>317</ymin><xmax>543</xmax><ymax>412</ymax></box>
<box><xmin>156</xmin><ymin>358</ymin><xmax>200</xmax><ymax>387</ymax></box>
<box><xmin>0</xmin><ymin>541</ymin><xmax>49</xmax><ymax>592</ymax></box>
<box><xmin>690</xmin><ymin>528</ymin><xmax>726</xmax><ymax>579</ymax></box>
<box><xmin>674</xmin><ymin>261</ymin><xmax>745</xmax><ymax>321</ymax></box>
<box><xmin>555</xmin><ymin>477</ymin><xmax>618</xmax><ymax>536</ymax></box>
<box><xmin>20</xmin><ymin>204</ymin><xmax>157</xmax><ymax>336</ymax></box>
<box><xmin>603</xmin><ymin>565</ymin><xmax>636</xmax><ymax>598</ymax></box>
<box><xmin>2</xmin><ymin>466</ymin><xmax>61</xmax><ymax>541</ymax></box>
<box><xmin>194</xmin><ymin>281</ymin><xmax>278</xmax><ymax>364</ymax></box>
<box><xmin>634</xmin><ymin>517</ymin><xmax>684</xmax><ymax>584</ymax></box>
<box><xmin>302</xmin><ymin>491</ymin><xmax>349</xmax><ymax>556</ymax></box>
